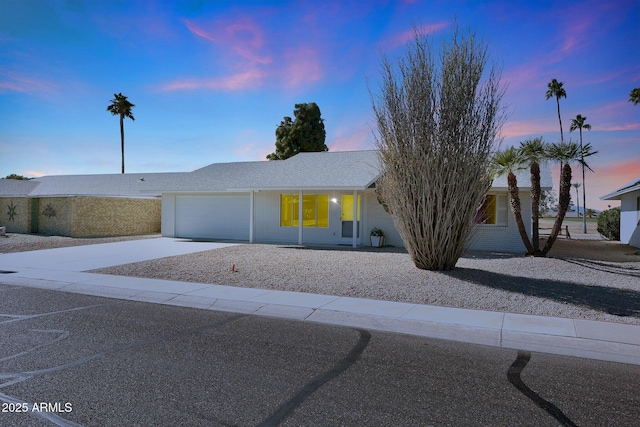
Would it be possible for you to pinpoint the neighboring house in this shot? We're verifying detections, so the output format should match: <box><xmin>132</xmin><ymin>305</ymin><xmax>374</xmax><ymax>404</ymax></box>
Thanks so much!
<box><xmin>155</xmin><ymin>150</ymin><xmax>552</xmax><ymax>252</ymax></box>
<box><xmin>0</xmin><ymin>173</ymin><xmax>177</xmax><ymax>237</ymax></box>
<box><xmin>601</xmin><ymin>177</ymin><xmax>640</xmax><ymax>248</ymax></box>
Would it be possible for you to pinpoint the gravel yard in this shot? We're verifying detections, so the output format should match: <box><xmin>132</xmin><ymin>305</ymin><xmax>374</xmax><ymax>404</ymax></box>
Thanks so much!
<box><xmin>2</xmin><ymin>232</ymin><xmax>639</xmax><ymax>325</ymax></box>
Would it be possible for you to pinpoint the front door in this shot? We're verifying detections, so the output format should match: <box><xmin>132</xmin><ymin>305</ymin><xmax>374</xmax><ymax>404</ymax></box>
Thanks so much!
<box><xmin>340</xmin><ymin>195</ymin><xmax>360</xmax><ymax>245</ymax></box>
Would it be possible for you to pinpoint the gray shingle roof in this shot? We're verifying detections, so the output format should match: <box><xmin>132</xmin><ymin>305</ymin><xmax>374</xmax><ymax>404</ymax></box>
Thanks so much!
<box><xmin>0</xmin><ymin>150</ymin><xmax>552</xmax><ymax>198</ymax></box>
<box><xmin>157</xmin><ymin>150</ymin><xmax>381</xmax><ymax>192</ymax></box>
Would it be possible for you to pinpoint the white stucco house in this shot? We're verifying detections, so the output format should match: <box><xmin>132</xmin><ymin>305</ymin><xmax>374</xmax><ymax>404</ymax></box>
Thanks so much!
<box><xmin>601</xmin><ymin>177</ymin><xmax>640</xmax><ymax>248</ymax></box>
<box><xmin>154</xmin><ymin>150</ymin><xmax>551</xmax><ymax>252</ymax></box>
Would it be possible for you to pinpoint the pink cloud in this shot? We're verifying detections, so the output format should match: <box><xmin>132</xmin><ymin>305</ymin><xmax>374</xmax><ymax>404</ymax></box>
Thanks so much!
<box><xmin>548</xmin><ymin>158</ymin><xmax>640</xmax><ymax>211</ymax></box>
<box><xmin>184</xmin><ymin>18</ymin><xmax>272</xmax><ymax>65</ymax></box>
<box><xmin>329</xmin><ymin>123</ymin><xmax>374</xmax><ymax>152</ymax></box>
<box><xmin>283</xmin><ymin>46</ymin><xmax>324</xmax><ymax>89</ymax></box>
<box><xmin>0</xmin><ymin>68</ymin><xmax>57</xmax><ymax>95</ymax></box>
<box><xmin>379</xmin><ymin>22</ymin><xmax>449</xmax><ymax>51</ymax></box>
<box><xmin>160</xmin><ymin>68</ymin><xmax>266</xmax><ymax>91</ymax></box>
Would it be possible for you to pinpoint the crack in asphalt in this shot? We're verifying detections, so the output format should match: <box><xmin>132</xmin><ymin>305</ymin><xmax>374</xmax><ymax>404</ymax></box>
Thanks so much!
<box><xmin>257</xmin><ymin>328</ymin><xmax>372</xmax><ymax>427</ymax></box>
<box><xmin>507</xmin><ymin>350</ymin><xmax>578</xmax><ymax>427</ymax></box>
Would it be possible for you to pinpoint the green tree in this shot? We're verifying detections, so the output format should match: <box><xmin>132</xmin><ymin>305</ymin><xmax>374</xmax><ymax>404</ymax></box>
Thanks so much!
<box><xmin>3</xmin><ymin>174</ymin><xmax>32</xmax><ymax>180</ymax></box>
<box><xmin>519</xmin><ymin>137</ymin><xmax>547</xmax><ymax>255</ymax></box>
<box><xmin>569</xmin><ymin>114</ymin><xmax>591</xmax><ymax>233</ymax></box>
<box><xmin>493</xmin><ymin>147</ymin><xmax>534</xmax><ymax>255</ymax></box>
<box><xmin>107</xmin><ymin>93</ymin><xmax>135</xmax><ymax>173</ymax></box>
<box><xmin>372</xmin><ymin>25</ymin><xmax>506</xmax><ymax>270</ymax></box>
<box><xmin>629</xmin><ymin>88</ymin><xmax>640</xmax><ymax>105</ymax></box>
<box><xmin>597</xmin><ymin>207</ymin><xmax>620</xmax><ymax>240</ymax></box>
<box><xmin>545</xmin><ymin>78</ymin><xmax>567</xmax><ymax>142</ymax></box>
<box><xmin>539</xmin><ymin>190</ymin><xmax>557</xmax><ymax>217</ymax></box>
<box><xmin>267</xmin><ymin>103</ymin><xmax>327</xmax><ymax>160</ymax></box>
<box><xmin>542</xmin><ymin>141</ymin><xmax>597</xmax><ymax>255</ymax></box>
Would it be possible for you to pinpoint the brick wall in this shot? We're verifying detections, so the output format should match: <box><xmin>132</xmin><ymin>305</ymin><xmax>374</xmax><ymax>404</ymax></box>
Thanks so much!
<box><xmin>0</xmin><ymin>197</ymin><xmax>31</xmax><ymax>233</ymax></box>
<box><xmin>70</xmin><ymin>197</ymin><xmax>161</xmax><ymax>237</ymax></box>
<box><xmin>37</xmin><ymin>197</ymin><xmax>73</xmax><ymax>236</ymax></box>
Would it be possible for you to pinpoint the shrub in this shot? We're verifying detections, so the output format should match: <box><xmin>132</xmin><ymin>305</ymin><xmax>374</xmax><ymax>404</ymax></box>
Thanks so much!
<box><xmin>597</xmin><ymin>207</ymin><xmax>620</xmax><ymax>240</ymax></box>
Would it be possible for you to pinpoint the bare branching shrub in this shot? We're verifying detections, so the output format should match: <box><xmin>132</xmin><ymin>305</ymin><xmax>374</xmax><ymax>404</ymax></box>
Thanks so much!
<box><xmin>371</xmin><ymin>25</ymin><xmax>506</xmax><ymax>270</ymax></box>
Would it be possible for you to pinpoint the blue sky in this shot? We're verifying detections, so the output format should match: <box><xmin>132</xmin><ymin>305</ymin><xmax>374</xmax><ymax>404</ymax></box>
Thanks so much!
<box><xmin>1</xmin><ymin>0</ymin><xmax>638</xmax><ymax>210</ymax></box>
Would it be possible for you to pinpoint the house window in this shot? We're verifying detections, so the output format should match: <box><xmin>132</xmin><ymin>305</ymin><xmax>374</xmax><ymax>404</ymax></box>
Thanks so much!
<box><xmin>280</xmin><ymin>194</ymin><xmax>329</xmax><ymax>228</ymax></box>
<box><xmin>474</xmin><ymin>194</ymin><xmax>507</xmax><ymax>226</ymax></box>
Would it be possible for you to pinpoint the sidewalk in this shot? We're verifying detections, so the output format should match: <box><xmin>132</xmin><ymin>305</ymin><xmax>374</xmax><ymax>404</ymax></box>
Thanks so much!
<box><xmin>1</xmin><ymin>238</ymin><xmax>638</xmax><ymax>365</ymax></box>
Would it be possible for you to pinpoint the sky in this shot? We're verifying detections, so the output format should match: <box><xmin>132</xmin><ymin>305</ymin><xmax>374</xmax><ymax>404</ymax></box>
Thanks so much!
<box><xmin>0</xmin><ymin>0</ymin><xmax>638</xmax><ymax>211</ymax></box>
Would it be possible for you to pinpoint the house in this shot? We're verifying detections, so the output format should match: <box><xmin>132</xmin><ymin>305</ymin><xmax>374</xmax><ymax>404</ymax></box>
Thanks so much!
<box><xmin>1</xmin><ymin>150</ymin><xmax>551</xmax><ymax>252</ymax></box>
<box><xmin>0</xmin><ymin>173</ymin><xmax>177</xmax><ymax>237</ymax></box>
<box><xmin>601</xmin><ymin>177</ymin><xmax>640</xmax><ymax>248</ymax></box>
<box><xmin>155</xmin><ymin>150</ymin><xmax>552</xmax><ymax>252</ymax></box>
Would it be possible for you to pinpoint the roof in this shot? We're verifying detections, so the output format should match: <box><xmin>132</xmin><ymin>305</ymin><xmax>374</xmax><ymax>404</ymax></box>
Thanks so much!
<box><xmin>600</xmin><ymin>176</ymin><xmax>640</xmax><ymax>200</ymax></box>
<box><xmin>0</xmin><ymin>150</ymin><xmax>552</xmax><ymax>198</ymax></box>
<box><xmin>0</xmin><ymin>173</ymin><xmax>184</xmax><ymax>198</ymax></box>
<box><xmin>156</xmin><ymin>150</ymin><xmax>381</xmax><ymax>192</ymax></box>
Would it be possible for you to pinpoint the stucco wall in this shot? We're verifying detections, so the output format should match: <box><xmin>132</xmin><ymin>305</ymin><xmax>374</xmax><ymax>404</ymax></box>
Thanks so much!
<box><xmin>0</xmin><ymin>197</ymin><xmax>31</xmax><ymax>233</ymax></box>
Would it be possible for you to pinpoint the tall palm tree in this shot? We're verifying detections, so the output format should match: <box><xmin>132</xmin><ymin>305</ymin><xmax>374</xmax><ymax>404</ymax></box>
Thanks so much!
<box><xmin>519</xmin><ymin>137</ymin><xmax>548</xmax><ymax>255</ymax></box>
<box><xmin>569</xmin><ymin>114</ymin><xmax>591</xmax><ymax>233</ymax></box>
<box><xmin>545</xmin><ymin>79</ymin><xmax>567</xmax><ymax>142</ymax></box>
<box><xmin>630</xmin><ymin>88</ymin><xmax>640</xmax><ymax>105</ymax></box>
<box><xmin>493</xmin><ymin>147</ymin><xmax>535</xmax><ymax>255</ymax></box>
<box><xmin>542</xmin><ymin>141</ymin><xmax>597</xmax><ymax>255</ymax></box>
<box><xmin>572</xmin><ymin>182</ymin><xmax>581</xmax><ymax>218</ymax></box>
<box><xmin>107</xmin><ymin>93</ymin><xmax>135</xmax><ymax>174</ymax></box>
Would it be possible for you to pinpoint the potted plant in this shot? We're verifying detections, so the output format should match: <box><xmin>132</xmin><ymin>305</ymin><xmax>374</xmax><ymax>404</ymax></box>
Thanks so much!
<box><xmin>370</xmin><ymin>227</ymin><xmax>385</xmax><ymax>247</ymax></box>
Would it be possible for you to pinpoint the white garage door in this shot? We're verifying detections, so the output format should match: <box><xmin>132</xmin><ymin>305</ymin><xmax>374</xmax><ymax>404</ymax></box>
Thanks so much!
<box><xmin>175</xmin><ymin>194</ymin><xmax>250</xmax><ymax>240</ymax></box>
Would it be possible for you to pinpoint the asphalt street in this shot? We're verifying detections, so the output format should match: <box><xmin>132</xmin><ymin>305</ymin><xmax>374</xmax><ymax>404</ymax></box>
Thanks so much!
<box><xmin>1</xmin><ymin>283</ymin><xmax>638</xmax><ymax>427</ymax></box>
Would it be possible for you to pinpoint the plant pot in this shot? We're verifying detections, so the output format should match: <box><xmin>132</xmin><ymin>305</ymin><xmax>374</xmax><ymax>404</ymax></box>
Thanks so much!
<box><xmin>370</xmin><ymin>235</ymin><xmax>384</xmax><ymax>247</ymax></box>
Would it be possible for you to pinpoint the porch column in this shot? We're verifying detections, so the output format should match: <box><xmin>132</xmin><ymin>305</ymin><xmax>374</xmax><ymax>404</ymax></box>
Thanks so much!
<box><xmin>249</xmin><ymin>190</ymin><xmax>254</xmax><ymax>243</ymax></box>
<box><xmin>298</xmin><ymin>190</ymin><xmax>303</xmax><ymax>245</ymax></box>
<box><xmin>352</xmin><ymin>190</ymin><xmax>357</xmax><ymax>248</ymax></box>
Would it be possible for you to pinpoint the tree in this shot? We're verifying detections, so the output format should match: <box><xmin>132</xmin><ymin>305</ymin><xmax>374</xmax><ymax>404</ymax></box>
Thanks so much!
<box><xmin>539</xmin><ymin>190</ymin><xmax>557</xmax><ymax>217</ymax></box>
<box><xmin>519</xmin><ymin>137</ymin><xmax>547</xmax><ymax>255</ymax></box>
<box><xmin>372</xmin><ymin>25</ymin><xmax>506</xmax><ymax>270</ymax></box>
<box><xmin>542</xmin><ymin>141</ymin><xmax>597</xmax><ymax>255</ymax></box>
<box><xmin>629</xmin><ymin>88</ymin><xmax>640</xmax><ymax>105</ymax></box>
<box><xmin>493</xmin><ymin>147</ymin><xmax>534</xmax><ymax>255</ymax></box>
<box><xmin>3</xmin><ymin>174</ymin><xmax>32</xmax><ymax>180</ymax></box>
<box><xmin>107</xmin><ymin>93</ymin><xmax>135</xmax><ymax>174</ymax></box>
<box><xmin>569</xmin><ymin>114</ymin><xmax>591</xmax><ymax>233</ymax></box>
<box><xmin>546</xmin><ymin>79</ymin><xmax>567</xmax><ymax>142</ymax></box>
<box><xmin>572</xmin><ymin>182</ymin><xmax>581</xmax><ymax>218</ymax></box>
<box><xmin>267</xmin><ymin>103</ymin><xmax>327</xmax><ymax>160</ymax></box>
<box><xmin>597</xmin><ymin>207</ymin><xmax>620</xmax><ymax>240</ymax></box>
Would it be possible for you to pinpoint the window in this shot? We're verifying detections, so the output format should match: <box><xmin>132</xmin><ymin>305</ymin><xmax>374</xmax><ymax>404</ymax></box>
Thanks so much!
<box><xmin>474</xmin><ymin>194</ymin><xmax>507</xmax><ymax>226</ymax></box>
<box><xmin>280</xmin><ymin>194</ymin><xmax>329</xmax><ymax>228</ymax></box>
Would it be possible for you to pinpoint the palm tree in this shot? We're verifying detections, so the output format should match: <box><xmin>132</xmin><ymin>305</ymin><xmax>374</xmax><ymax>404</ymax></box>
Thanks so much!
<box><xmin>107</xmin><ymin>93</ymin><xmax>135</xmax><ymax>174</ymax></box>
<box><xmin>569</xmin><ymin>114</ymin><xmax>591</xmax><ymax>233</ymax></box>
<box><xmin>519</xmin><ymin>137</ymin><xmax>548</xmax><ymax>255</ymax></box>
<box><xmin>542</xmin><ymin>141</ymin><xmax>597</xmax><ymax>255</ymax></box>
<box><xmin>572</xmin><ymin>182</ymin><xmax>581</xmax><ymax>218</ymax></box>
<box><xmin>546</xmin><ymin>79</ymin><xmax>567</xmax><ymax>142</ymax></box>
<box><xmin>630</xmin><ymin>88</ymin><xmax>640</xmax><ymax>105</ymax></box>
<box><xmin>493</xmin><ymin>147</ymin><xmax>535</xmax><ymax>255</ymax></box>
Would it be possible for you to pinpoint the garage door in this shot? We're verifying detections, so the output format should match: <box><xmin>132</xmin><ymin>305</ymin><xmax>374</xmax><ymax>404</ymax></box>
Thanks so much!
<box><xmin>175</xmin><ymin>194</ymin><xmax>250</xmax><ymax>240</ymax></box>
